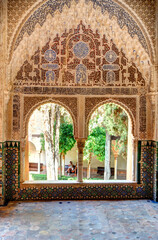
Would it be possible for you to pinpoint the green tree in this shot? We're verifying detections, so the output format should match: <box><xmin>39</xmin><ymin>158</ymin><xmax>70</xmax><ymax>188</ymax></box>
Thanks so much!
<box><xmin>89</xmin><ymin>103</ymin><xmax>128</xmax><ymax>157</ymax></box>
<box><xmin>40</xmin><ymin>133</ymin><xmax>45</xmax><ymax>152</ymax></box>
<box><xmin>59</xmin><ymin>122</ymin><xmax>76</xmax><ymax>175</ymax></box>
<box><xmin>85</xmin><ymin>103</ymin><xmax>128</xmax><ymax>179</ymax></box>
<box><xmin>37</xmin><ymin>103</ymin><xmax>74</xmax><ymax>180</ymax></box>
<box><xmin>84</xmin><ymin>127</ymin><xmax>106</xmax><ymax>178</ymax></box>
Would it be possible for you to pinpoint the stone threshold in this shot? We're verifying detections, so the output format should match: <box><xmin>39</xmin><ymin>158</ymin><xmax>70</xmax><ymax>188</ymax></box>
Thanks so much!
<box><xmin>22</xmin><ymin>180</ymin><xmax>136</xmax><ymax>185</ymax></box>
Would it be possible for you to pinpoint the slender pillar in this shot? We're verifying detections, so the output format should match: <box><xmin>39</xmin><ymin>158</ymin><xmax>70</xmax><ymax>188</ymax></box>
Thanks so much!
<box><xmin>24</xmin><ymin>136</ymin><xmax>29</xmax><ymax>181</ymax></box>
<box><xmin>111</xmin><ymin>139</ymin><xmax>119</xmax><ymax>180</ymax></box>
<box><xmin>104</xmin><ymin>132</ymin><xmax>111</xmax><ymax>180</ymax></box>
<box><xmin>127</xmin><ymin>118</ymin><xmax>134</xmax><ymax>181</ymax></box>
<box><xmin>132</xmin><ymin>138</ymin><xmax>138</xmax><ymax>181</ymax></box>
<box><xmin>77</xmin><ymin>139</ymin><xmax>85</xmax><ymax>183</ymax></box>
<box><xmin>38</xmin><ymin>152</ymin><xmax>41</xmax><ymax>174</ymax></box>
<box><xmin>62</xmin><ymin>154</ymin><xmax>65</xmax><ymax>176</ymax></box>
<box><xmin>114</xmin><ymin>154</ymin><xmax>118</xmax><ymax>180</ymax></box>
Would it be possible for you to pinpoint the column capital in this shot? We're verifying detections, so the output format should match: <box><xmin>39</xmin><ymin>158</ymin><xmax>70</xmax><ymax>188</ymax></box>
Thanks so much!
<box><xmin>76</xmin><ymin>138</ymin><xmax>86</xmax><ymax>150</ymax></box>
<box><xmin>76</xmin><ymin>138</ymin><xmax>86</xmax><ymax>183</ymax></box>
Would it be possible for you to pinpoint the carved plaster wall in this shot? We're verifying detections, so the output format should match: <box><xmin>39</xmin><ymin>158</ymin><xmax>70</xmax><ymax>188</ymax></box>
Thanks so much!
<box><xmin>8</xmin><ymin>0</ymin><xmax>153</xmax><ymax>87</ymax></box>
<box><xmin>23</xmin><ymin>97</ymin><xmax>78</xmax><ymax>138</ymax></box>
<box><xmin>7</xmin><ymin>0</ymin><xmax>156</xmax><ymax>52</ymax></box>
<box><xmin>85</xmin><ymin>97</ymin><xmax>136</xmax><ymax>137</ymax></box>
<box><xmin>0</xmin><ymin>0</ymin><xmax>157</xmax><ymax>205</ymax></box>
<box><xmin>10</xmin><ymin>21</ymin><xmax>151</xmax><ymax>142</ymax></box>
<box><xmin>0</xmin><ymin>0</ymin><xmax>7</xmax><ymax>143</ymax></box>
<box><xmin>13</xmin><ymin>22</ymin><xmax>146</xmax><ymax>90</ymax></box>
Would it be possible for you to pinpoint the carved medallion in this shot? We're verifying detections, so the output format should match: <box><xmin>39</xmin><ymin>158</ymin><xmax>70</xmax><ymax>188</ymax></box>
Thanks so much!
<box><xmin>73</xmin><ymin>41</ymin><xmax>89</xmax><ymax>59</ymax></box>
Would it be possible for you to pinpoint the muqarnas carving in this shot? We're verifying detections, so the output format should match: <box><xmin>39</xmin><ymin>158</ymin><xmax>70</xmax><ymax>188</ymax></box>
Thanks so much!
<box><xmin>14</xmin><ymin>22</ymin><xmax>145</xmax><ymax>89</ymax></box>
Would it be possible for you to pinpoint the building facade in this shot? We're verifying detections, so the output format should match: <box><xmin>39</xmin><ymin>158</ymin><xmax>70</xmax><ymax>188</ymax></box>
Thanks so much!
<box><xmin>0</xmin><ymin>0</ymin><xmax>158</xmax><ymax>205</ymax></box>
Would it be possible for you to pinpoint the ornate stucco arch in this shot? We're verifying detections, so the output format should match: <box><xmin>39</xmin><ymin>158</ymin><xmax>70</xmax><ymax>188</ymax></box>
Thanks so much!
<box><xmin>85</xmin><ymin>98</ymin><xmax>136</xmax><ymax>138</ymax></box>
<box><xmin>8</xmin><ymin>0</ymin><xmax>154</xmax><ymax>86</ymax></box>
<box><xmin>23</xmin><ymin>98</ymin><xmax>78</xmax><ymax>139</ymax></box>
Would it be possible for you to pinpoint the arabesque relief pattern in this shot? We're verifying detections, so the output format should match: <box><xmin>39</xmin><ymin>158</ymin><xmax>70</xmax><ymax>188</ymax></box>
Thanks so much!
<box><xmin>123</xmin><ymin>0</ymin><xmax>155</xmax><ymax>46</ymax></box>
<box><xmin>23</xmin><ymin>96</ymin><xmax>78</xmax><ymax>137</ymax></box>
<box><xmin>14</xmin><ymin>22</ymin><xmax>145</xmax><ymax>90</ymax></box>
<box><xmin>14</xmin><ymin>87</ymin><xmax>139</xmax><ymax>95</ymax></box>
<box><xmin>0</xmin><ymin>0</ymin><xmax>156</xmax><ymax>205</ymax></box>
<box><xmin>7</xmin><ymin>0</ymin><xmax>155</xmax><ymax>51</ymax></box>
<box><xmin>85</xmin><ymin>97</ymin><xmax>136</xmax><ymax>136</ymax></box>
<box><xmin>13</xmin><ymin>95</ymin><xmax>20</xmax><ymax>133</ymax></box>
<box><xmin>11</xmin><ymin>0</ymin><xmax>148</xmax><ymax>53</ymax></box>
<box><xmin>139</xmin><ymin>95</ymin><xmax>146</xmax><ymax>139</ymax></box>
<box><xmin>11</xmin><ymin>21</ymin><xmax>150</xmax><ymax>140</ymax></box>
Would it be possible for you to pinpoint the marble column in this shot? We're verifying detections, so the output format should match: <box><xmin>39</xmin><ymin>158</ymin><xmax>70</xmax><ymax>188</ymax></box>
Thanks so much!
<box><xmin>77</xmin><ymin>139</ymin><xmax>85</xmax><ymax>183</ymax></box>
<box><xmin>38</xmin><ymin>152</ymin><xmax>41</xmax><ymax>174</ymax></box>
<box><xmin>111</xmin><ymin>140</ymin><xmax>119</xmax><ymax>180</ymax></box>
<box><xmin>114</xmin><ymin>154</ymin><xmax>118</xmax><ymax>180</ymax></box>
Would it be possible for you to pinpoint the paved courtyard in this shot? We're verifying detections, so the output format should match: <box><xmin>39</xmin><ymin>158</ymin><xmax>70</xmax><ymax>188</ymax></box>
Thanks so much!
<box><xmin>0</xmin><ymin>200</ymin><xmax>158</xmax><ymax>240</ymax></box>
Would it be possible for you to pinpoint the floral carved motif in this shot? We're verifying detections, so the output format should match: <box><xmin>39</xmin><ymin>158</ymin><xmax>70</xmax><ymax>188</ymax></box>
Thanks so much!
<box><xmin>14</xmin><ymin>22</ymin><xmax>146</xmax><ymax>89</ymax></box>
<box><xmin>139</xmin><ymin>95</ymin><xmax>146</xmax><ymax>139</ymax></box>
<box><xmin>12</xmin><ymin>95</ymin><xmax>20</xmax><ymax>139</ymax></box>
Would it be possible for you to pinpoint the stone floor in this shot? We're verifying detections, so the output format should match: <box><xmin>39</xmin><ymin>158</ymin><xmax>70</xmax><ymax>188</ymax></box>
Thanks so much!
<box><xmin>0</xmin><ymin>200</ymin><xmax>158</xmax><ymax>240</ymax></box>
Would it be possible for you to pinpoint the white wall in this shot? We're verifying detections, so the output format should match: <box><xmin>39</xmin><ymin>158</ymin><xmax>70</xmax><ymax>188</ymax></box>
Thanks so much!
<box><xmin>65</xmin><ymin>143</ymin><xmax>126</xmax><ymax>170</ymax></box>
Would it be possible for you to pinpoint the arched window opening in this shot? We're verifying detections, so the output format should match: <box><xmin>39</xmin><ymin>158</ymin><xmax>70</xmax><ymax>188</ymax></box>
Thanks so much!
<box><xmin>27</xmin><ymin>103</ymin><xmax>77</xmax><ymax>181</ymax></box>
<box><xmin>84</xmin><ymin>103</ymin><xmax>133</xmax><ymax>181</ymax></box>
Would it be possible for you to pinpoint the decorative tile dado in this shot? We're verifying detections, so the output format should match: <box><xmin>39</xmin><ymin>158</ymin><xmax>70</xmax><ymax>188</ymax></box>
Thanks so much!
<box><xmin>0</xmin><ymin>140</ymin><xmax>155</xmax><ymax>203</ymax></box>
<box><xmin>157</xmin><ymin>142</ymin><xmax>158</xmax><ymax>202</ymax></box>
<box><xmin>140</xmin><ymin>141</ymin><xmax>155</xmax><ymax>199</ymax></box>
<box><xmin>18</xmin><ymin>184</ymin><xmax>138</xmax><ymax>200</ymax></box>
<box><xmin>4</xmin><ymin>142</ymin><xmax>20</xmax><ymax>202</ymax></box>
<box><xmin>154</xmin><ymin>141</ymin><xmax>158</xmax><ymax>202</ymax></box>
<box><xmin>13</xmin><ymin>0</ymin><xmax>148</xmax><ymax>53</ymax></box>
<box><xmin>14</xmin><ymin>22</ymin><xmax>146</xmax><ymax>88</ymax></box>
<box><xmin>0</xmin><ymin>143</ymin><xmax>3</xmax><ymax>204</ymax></box>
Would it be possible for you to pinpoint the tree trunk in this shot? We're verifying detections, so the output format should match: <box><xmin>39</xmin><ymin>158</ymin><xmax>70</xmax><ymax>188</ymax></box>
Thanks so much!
<box><xmin>104</xmin><ymin>132</ymin><xmax>111</xmax><ymax>180</ymax></box>
<box><xmin>59</xmin><ymin>153</ymin><xmax>62</xmax><ymax>177</ymax></box>
<box><xmin>43</xmin><ymin>104</ymin><xmax>56</xmax><ymax>180</ymax></box>
<box><xmin>45</xmin><ymin>138</ymin><xmax>54</xmax><ymax>180</ymax></box>
<box><xmin>38</xmin><ymin>152</ymin><xmax>41</xmax><ymax>174</ymax></box>
<box><xmin>62</xmin><ymin>153</ymin><xmax>65</xmax><ymax>176</ymax></box>
<box><xmin>87</xmin><ymin>152</ymin><xmax>92</xmax><ymax>179</ymax></box>
<box><xmin>54</xmin><ymin>105</ymin><xmax>61</xmax><ymax>180</ymax></box>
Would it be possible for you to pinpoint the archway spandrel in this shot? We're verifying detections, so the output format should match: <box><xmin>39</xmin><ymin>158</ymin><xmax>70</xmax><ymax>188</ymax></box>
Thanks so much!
<box><xmin>13</xmin><ymin>22</ymin><xmax>147</xmax><ymax>89</ymax></box>
<box><xmin>23</xmin><ymin>96</ymin><xmax>78</xmax><ymax>137</ymax></box>
<box><xmin>85</xmin><ymin>97</ymin><xmax>136</xmax><ymax>136</ymax></box>
<box><xmin>9</xmin><ymin>0</ymin><xmax>153</xmax><ymax>84</ymax></box>
<box><xmin>7</xmin><ymin>0</ymin><xmax>155</xmax><ymax>56</ymax></box>
<box><xmin>10</xmin><ymin>0</ymin><xmax>149</xmax><ymax>52</ymax></box>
